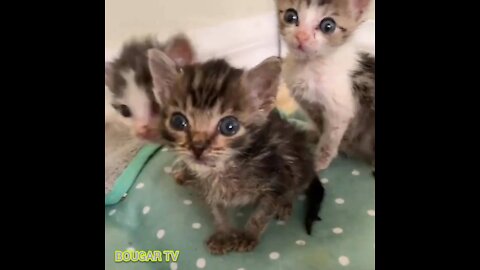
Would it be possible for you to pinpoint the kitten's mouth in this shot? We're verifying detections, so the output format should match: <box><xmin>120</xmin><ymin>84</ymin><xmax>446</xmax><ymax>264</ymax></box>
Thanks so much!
<box><xmin>297</xmin><ymin>44</ymin><xmax>305</xmax><ymax>52</ymax></box>
<box><xmin>188</xmin><ymin>155</ymin><xmax>216</xmax><ymax>167</ymax></box>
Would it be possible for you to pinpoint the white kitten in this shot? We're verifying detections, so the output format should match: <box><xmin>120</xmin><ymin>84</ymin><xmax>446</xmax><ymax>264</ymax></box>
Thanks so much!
<box><xmin>276</xmin><ymin>0</ymin><xmax>375</xmax><ymax>172</ymax></box>
<box><xmin>105</xmin><ymin>34</ymin><xmax>195</xmax><ymax>141</ymax></box>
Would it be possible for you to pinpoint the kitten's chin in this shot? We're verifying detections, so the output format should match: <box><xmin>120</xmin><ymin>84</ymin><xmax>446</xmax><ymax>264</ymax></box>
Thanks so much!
<box><xmin>286</xmin><ymin>44</ymin><xmax>333</xmax><ymax>60</ymax></box>
<box><xmin>184</xmin><ymin>155</ymin><xmax>217</xmax><ymax>168</ymax></box>
<box><xmin>288</xmin><ymin>46</ymin><xmax>316</xmax><ymax>60</ymax></box>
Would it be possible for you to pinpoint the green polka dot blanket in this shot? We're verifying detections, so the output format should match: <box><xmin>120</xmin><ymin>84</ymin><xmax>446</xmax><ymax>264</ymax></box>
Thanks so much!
<box><xmin>105</xmin><ymin>113</ymin><xmax>375</xmax><ymax>270</ymax></box>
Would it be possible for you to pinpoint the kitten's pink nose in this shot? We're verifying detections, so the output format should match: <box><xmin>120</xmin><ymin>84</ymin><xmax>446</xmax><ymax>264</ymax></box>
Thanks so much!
<box><xmin>295</xmin><ymin>31</ymin><xmax>310</xmax><ymax>44</ymax></box>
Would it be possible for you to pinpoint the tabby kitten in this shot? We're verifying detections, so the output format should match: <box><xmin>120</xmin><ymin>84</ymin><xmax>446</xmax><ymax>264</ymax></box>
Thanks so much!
<box><xmin>148</xmin><ymin>50</ymin><xmax>325</xmax><ymax>254</ymax></box>
<box><xmin>105</xmin><ymin>34</ymin><xmax>195</xmax><ymax>141</ymax></box>
<box><xmin>276</xmin><ymin>0</ymin><xmax>375</xmax><ymax>172</ymax></box>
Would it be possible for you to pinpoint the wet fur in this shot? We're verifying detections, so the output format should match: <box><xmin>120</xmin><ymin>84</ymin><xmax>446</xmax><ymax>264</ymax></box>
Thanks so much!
<box><xmin>276</xmin><ymin>0</ymin><xmax>375</xmax><ymax>172</ymax></box>
<box><xmin>148</xmin><ymin>52</ymin><xmax>325</xmax><ymax>254</ymax></box>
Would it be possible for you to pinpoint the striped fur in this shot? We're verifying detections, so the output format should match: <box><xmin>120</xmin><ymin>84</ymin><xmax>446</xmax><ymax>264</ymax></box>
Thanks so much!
<box><xmin>148</xmin><ymin>52</ymin><xmax>325</xmax><ymax>254</ymax></box>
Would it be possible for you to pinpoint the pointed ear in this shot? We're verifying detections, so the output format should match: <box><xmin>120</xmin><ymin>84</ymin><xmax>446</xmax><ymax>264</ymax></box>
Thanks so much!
<box><xmin>105</xmin><ymin>62</ymin><xmax>113</xmax><ymax>88</ymax></box>
<box><xmin>147</xmin><ymin>48</ymin><xmax>179</xmax><ymax>104</ymax></box>
<box><xmin>243</xmin><ymin>56</ymin><xmax>282</xmax><ymax>112</ymax></box>
<box><xmin>349</xmin><ymin>0</ymin><xmax>371</xmax><ymax>21</ymax></box>
<box><xmin>164</xmin><ymin>34</ymin><xmax>195</xmax><ymax>67</ymax></box>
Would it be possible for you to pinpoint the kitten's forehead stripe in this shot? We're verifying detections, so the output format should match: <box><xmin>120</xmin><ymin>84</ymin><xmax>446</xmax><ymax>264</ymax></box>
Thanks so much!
<box><xmin>187</xmin><ymin>71</ymin><xmax>200</xmax><ymax>108</ymax></box>
<box><xmin>318</xmin><ymin>0</ymin><xmax>332</xmax><ymax>5</ymax></box>
<box><xmin>178</xmin><ymin>60</ymin><xmax>243</xmax><ymax>110</ymax></box>
<box><xmin>290</xmin><ymin>0</ymin><xmax>332</xmax><ymax>7</ymax></box>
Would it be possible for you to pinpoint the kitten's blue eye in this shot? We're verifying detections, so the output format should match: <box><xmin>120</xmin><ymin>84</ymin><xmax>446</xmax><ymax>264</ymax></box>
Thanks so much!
<box><xmin>218</xmin><ymin>116</ymin><xmax>240</xmax><ymax>136</ymax></box>
<box><xmin>319</xmin><ymin>17</ymin><xmax>336</xmax><ymax>34</ymax></box>
<box><xmin>170</xmin><ymin>113</ymin><xmax>189</xmax><ymax>131</ymax></box>
<box><xmin>284</xmin><ymin>8</ymin><xmax>298</xmax><ymax>25</ymax></box>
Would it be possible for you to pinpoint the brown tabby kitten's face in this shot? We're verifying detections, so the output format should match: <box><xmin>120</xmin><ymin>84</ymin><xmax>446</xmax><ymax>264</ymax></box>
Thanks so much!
<box><xmin>158</xmin><ymin>65</ymin><xmax>252</xmax><ymax>168</ymax></box>
<box><xmin>276</xmin><ymin>0</ymin><xmax>370</xmax><ymax>59</ymax></box>
<box><xmin>148</xmin><ymin>51</ymin><xmax>281</xmax><ymax>169</ymax></box>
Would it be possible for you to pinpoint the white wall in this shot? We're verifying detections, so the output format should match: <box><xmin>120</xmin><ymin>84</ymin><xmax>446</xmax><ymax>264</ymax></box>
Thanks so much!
<box><xmin>105</xmin><ymin>1</ymin><xmax>374</xmax><ymax>67</ymax></box>
<box><xmin>105</xmin><ymin>0</ymin><xmax>275</xmax><ymax>50</ymax></box>
<box><xmin>106</xmin><ymin>0</ymin><xmax>374</xmax><ymax>49</ymax></box>
<box><xmin>366</xmin><ymin>0</ymin><xmax>375</xmax><ymax>19</ymax></box>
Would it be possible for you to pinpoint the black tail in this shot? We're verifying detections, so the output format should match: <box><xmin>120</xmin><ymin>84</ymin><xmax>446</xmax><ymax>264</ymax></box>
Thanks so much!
<box><xmin>305</xmin><ymin>175</ymin><xmax>325</xmax><ymax>235</ymax></box>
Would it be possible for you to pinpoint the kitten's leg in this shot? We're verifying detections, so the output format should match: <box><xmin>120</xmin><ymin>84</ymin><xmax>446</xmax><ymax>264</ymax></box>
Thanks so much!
<box><xmin>275</xmin><ymin>192</ymin><xmax>295</xmax><ymax>221</ymax></box>
<box><xmin>296</xmin><ymin>98</ymin><xmax>353</xmax><ymax>172</ymax></box>
<box><xmin>170</xmin><ymin>159</ymin><xmax>196</xmax><ymax>186</ymax></box>
<box><xmin>236</xmin><ymin>197</ymin><xmax>276</xmax><ymax>252</ymax></box>
<box><xmin>276</xmin><ymin>201</ymin><xmax>293</xmax><ymax>221</ymax></box>
<box><xmin>316</xmin><ymin>116</ymin><xmax>352</xmax><ymax>172</ymax></box>
<box><xmin>206</xmin><ymin>204</ymin><xmax>237</xmax><ymax>255</ymax></box>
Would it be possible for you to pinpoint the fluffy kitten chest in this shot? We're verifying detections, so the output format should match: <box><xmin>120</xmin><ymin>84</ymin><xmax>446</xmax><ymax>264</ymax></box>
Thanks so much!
<box><xmin>199</xmin><ymin>168</ymin><xmax>259</xmax><ymax>208</ymax></box>
<box><xmin>286</xmin><ymin>62</ymin><xmax>355</xmax><ymax>115</ymax></box>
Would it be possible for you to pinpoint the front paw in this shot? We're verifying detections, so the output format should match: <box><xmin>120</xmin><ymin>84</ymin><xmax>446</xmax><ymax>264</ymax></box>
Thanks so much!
<box><xmin>171</xmin><ymin>168</ymin><xmax>196</xmax><ymax>186</ymax></box>
<box><xmin>315</xmin><ymin>147</ymin><xmax>335</xmax><ymax>172</ymax></box>
<box><xmin>172</xmin><ymin>170</ymin><xmax>188</xmax><ymax>186</ymax></box>
<box><xmin>275</xmin><ymin>203</ymin><xmax>292</xmax><ymax>221</ymax></box>
<box><xmin>206</xmin><ymin>231</ymin><xmax>237</xmax><ymax>255</ymax></box>
<box><xmin>315</xmin><ymin>156</ymin><xmax>333</xmax><ymax>172</ymax></box>
<box><xmin>234</xmin><ymin>231</ymin><xmax>259</xmax><ymax>252</ymax></box>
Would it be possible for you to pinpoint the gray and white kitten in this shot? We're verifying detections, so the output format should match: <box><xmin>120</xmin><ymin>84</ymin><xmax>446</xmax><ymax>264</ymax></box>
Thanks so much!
<box><xmin>147</xmin><ymin>50</ymin><xmax>325</xmax><ymax>255</ymax></box>
<box><xmin>276</xmin><ymin>0</ymin><xmax>375</xmax><ymax>172</ymax></box>
<box><xmin>105</xmin><ymin>34</ymin><xmax>195</xmax><ymax>141</ymax></box>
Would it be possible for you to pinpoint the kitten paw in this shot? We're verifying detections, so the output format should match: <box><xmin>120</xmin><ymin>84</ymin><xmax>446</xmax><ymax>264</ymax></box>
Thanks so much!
<box><xmin>234</xmin><ymin>232</ymin><xmax>259</xmax><ymax>252</ymax></box>
<box><xmin>172</xmin><ymin>170</ymin><xmax>188</xmax><ymax>186</ymax></box>
<box><xmin>275</xmin><ymin>203</ymin><xmax>292</xmax><ymax>221</ymax></box>
<box><xmin>315</xmin><ymin>157</ymin><xmax>332</xmax><ymax>172</ymax></box>
<box><xmin>315</xmin><ymin>147</ymin><xmax>335</xmax><ymax>172</ymax></box>
<box><xmin>206</xmin><ymin>231</ymin><xmax>237</xmax><ymax>255</ymax></box>
<box><xmin>171</xmin><ymin>168</ymin><xmax>196</xmax><ymax>186</ymax></box>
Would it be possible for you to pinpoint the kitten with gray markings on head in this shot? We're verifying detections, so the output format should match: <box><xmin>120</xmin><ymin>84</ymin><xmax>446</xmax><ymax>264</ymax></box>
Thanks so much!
<box><xmin>148</xmin><ymin>50</ymin><xmax>325</xmax><ymax>254</ymax></box>
<box><xmin>276</xmin><ymin>0</ymin><xmax>375</xmax><ymax>173</ymax></box>
<box><xmin>105</xmin><ymin>34</ymin><xmax>195</xmax><ymax>141</ymax></box>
